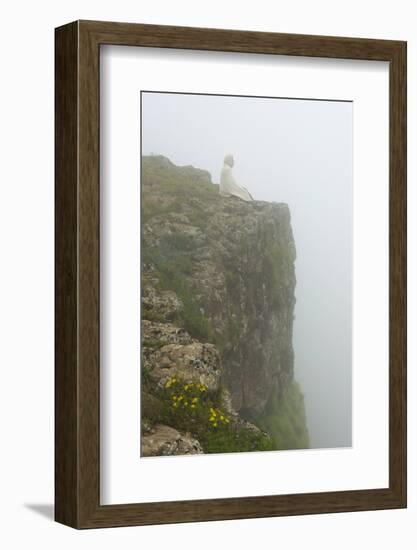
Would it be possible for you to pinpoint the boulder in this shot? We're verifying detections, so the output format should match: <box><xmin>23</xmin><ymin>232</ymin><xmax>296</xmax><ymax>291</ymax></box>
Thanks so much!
<box><xmin>141</xmin><ymin>424</ymin><xmax>203</xmax><ymax>457</ymax></box>
<box><xmin>147</xmin><ymin>342</ymin><xmax>221</xmax><ymax>391</ymax></box>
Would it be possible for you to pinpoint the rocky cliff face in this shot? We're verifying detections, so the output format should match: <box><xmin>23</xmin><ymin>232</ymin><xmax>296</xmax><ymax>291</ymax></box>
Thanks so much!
<box><xmin>141</xmin><ymin>155</ymin><xmax>308</xmax><ymax>455</ymax></box>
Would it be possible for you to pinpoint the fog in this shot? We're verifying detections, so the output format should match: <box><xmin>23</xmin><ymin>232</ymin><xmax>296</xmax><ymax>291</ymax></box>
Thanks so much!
<box><xmin>142</xmin><ymin>91</ymin><xmax>352</xmax><ymax>449</ymax></box>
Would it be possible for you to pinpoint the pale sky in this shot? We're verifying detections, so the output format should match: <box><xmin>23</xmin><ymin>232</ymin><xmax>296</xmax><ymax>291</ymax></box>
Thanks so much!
<box><xmin>141</xmin><ymin>91</ymin><xmax>353</xmax><ymax>449</ymax></box>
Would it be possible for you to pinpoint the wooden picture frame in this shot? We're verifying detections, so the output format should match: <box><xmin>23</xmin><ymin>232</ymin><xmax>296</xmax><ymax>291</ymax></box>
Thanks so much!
<box><xmin>55</xmin><ymin>20</ymin><xmax>407</xmax><ymax>529</ymax></box>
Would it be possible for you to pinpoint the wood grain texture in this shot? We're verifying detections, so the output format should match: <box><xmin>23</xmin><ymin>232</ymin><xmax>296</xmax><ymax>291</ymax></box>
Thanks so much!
<box><xmin>388</xmin><ymin>41</ymin><xmax>407</xmax><ymax>504</ymax></box>
<box><xmin>55</xmin><ymin>21</ymin><xmax>79</xmax><ymax>527</ymax></box>
<box><xmin>55</xmin><ymin>20</ymin><xmax>407</xmax><ymax>529</ymax></box>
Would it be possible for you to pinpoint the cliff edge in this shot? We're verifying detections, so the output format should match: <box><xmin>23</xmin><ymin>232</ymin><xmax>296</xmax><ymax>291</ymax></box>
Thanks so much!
<box><xmin>141</xmin><ymin>155</ymin><xmax>309</xmax><ymax>455</ymax></box>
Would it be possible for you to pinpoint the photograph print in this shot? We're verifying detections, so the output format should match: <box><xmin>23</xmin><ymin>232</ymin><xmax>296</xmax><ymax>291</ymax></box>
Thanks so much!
<box><xmin>140</xmin><ymin>91</ymin><xmax>352</xmax><ymax>457</ymax></box>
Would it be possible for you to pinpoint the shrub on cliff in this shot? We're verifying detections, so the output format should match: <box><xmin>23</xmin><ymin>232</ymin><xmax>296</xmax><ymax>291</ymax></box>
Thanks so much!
<box><xmin>148</xmin><ymin>376</ymin><xmax>275</xmax><ymax>454</ymax></box>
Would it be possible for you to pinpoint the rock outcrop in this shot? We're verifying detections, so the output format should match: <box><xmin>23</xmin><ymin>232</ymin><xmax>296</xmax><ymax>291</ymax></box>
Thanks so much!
<box><xmin>140</xmin><ymin>155</ymin><xmax>308</xmax><ymax>455</ymax></box>
<box><xmin>142</xmin><ymin>424</ymin><xmax>203</xmax><ymax>456</ymax></box>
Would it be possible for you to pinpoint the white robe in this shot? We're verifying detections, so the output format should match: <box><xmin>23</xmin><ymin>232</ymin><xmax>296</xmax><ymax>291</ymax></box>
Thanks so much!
<box><xmin>220</xmin><ymin>163</ymin><xmax>253</xmax><ymax>202</ymax></box>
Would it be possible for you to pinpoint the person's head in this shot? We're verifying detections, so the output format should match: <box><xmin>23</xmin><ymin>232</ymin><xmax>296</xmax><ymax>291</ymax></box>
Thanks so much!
<box><xmin>224</xmin><ymin>154</ymin><xmax>234</xmax><ymax>168</ymax></box>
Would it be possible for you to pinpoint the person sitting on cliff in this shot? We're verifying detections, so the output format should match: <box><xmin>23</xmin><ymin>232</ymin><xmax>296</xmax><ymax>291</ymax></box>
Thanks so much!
<box><xmin>219</xmin><ymin>154</ymin><xmax>254</xmax><ymax>202</ymax></box>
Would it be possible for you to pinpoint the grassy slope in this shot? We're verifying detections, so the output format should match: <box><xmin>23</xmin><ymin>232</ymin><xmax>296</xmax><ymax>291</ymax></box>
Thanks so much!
<box><xmin>254</xmin><ymin>381</ymin><xmax>310</xmax><ymax>450</ymax></box>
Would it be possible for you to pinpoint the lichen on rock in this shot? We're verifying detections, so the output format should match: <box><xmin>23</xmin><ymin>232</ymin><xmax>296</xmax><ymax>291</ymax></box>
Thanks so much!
<box><xmin>146</xmin><ymin>341</ymin><xmax>221</xmax><ymax>392</ymax></box>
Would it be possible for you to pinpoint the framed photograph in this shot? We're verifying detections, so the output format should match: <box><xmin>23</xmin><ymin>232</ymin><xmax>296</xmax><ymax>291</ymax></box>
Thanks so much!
<box><xmin>55</xmin><ymin>20</ymin><xmax>406</xmax><ymax>528</ymax></box>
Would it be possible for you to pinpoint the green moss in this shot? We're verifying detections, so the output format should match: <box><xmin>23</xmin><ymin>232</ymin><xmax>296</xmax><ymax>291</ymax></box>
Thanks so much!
<box><xmin>184</xmin><ymin>207</ymin><xmax>211</xmax><ymax>229</ymax></box>
<box><xmin>141</xmin><ymin>365</ymin><xmax>152</xmax><ymax>385</ymax></box>
<box><xmin>141</xmin><ymin>155</ymin><xmax>217</xmax><ymax>225</ymax></box>
<box><xmin>141</xmin><ymin>306</ymin><xmax>164</xmax><ymax>323</ymax></box>
<box><xmin>253</xmin><ymin>381</ymin><xmax>309</xmax><ymax>450</ymax></box>
<box><xmin>160</xmin><ymin>232</ymin><xmax>195</xmax><ymax>253</ymax></box>
<box><xmin>142</xmin><ymin>247</ymin><xmax>215</xmax><ymax>342</ymax></box>
<box><xmin>141</xmin><ymin>391</ymin><xmax>164</xmax><ymax>423</ymax></box>
<box><xmin>141</xmin><ymin>197</ymin><xmax>184</xmax><ymax>223</ymax></box>
<box><xmin>199</xmin><ymin>424</ymin><xmax>275</xmax><ymax>454</ymax></box>
<box><xmin>262</xmin><ymin>239</ymin><xmax>294</xmax><ymax>309</ymax></box>
<box><xmin>142</xmin><ymin>338</ymin><xmax>164</xmax><ymax>350</ymax></box>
